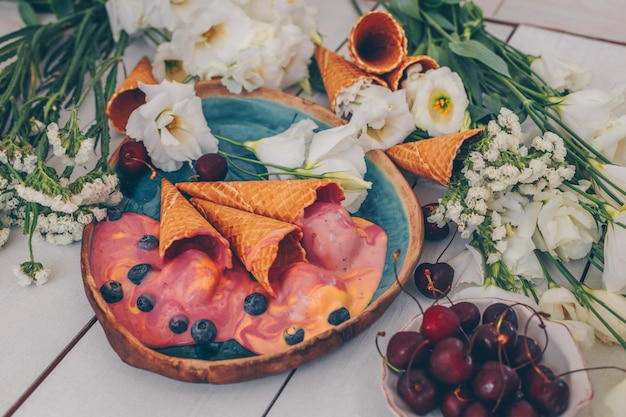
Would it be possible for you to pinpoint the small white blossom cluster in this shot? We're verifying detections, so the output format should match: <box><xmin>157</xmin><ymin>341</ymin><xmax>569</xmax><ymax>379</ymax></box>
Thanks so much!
<box><xmin>106</xmin><ymin>0</ymin><xmax>319</xmax><ymax>94</ymax></box>
<box><xmin>46</xmin><ymin>122</ymin><xmax>96</xmax><ymax>167</ymax></box>
<box><xmin>34</xmin><ymin>209</ymin><xmax>101</xmax><ymax>245</ymax></box>
<box><xmin>430</xmin><ymin>108</ymin><xmax>575</xmax><ymax>264</ymax></box>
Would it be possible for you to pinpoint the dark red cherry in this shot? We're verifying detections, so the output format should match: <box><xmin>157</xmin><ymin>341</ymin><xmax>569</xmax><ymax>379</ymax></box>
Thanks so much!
<box><xmin>396</xmin><ymin>368</ymin><xmax>441</xmax><ymax>415</ymax></box>
<box><xmin>441</xmin><ymin>386</ymin><xmax>473</xmax><ymax>417</ymax></box>
<box><xmin>422</xmin><ymin>203</ymin><xmax>450</xmax><ymax>241</ymax></box>
<box><xmin>450</xmin><ymin>301</ymin><xmax>481</xmax><ymax>333</ymax></box>
<box><xmin>510</xmin><ymin>335</ymin><xmax>543</xmax><ymax>369</ymax></box>
<box><xmin>471</xmin><ymin>321</ymin><xmax>517</xmax><ymax>363</ymax></box>
<box><xmin>522</xmin><ymin>365</ymin><xmax>569</xmax><ymax>417</ymax></box>
<box><xmin>414</xmin><ymin>262</ymin><xmax>454</xmax><ymax>299</ymax></box>
<box><xmin>420</xmin><ymin>304</ymin><xmax>461</xmax><ymax>343</ymax></box>
<box><xmin>386</xmin><ymin>331</ymin><xmax>430</xmax><ymax>370</ymax></box>
<box><xmin>460</xmin><ymin>400</ymin><xmax>493</xmax><ymax>417</ymax></box>
<box><xmin>118</xmin><ymin>140</ymin><xmax>150</xmax><ymax>175</ymax></box>
<box><xmin>195</xmin><ymin>153</ymin><xmax>228</xmax><ymax>181</ymax></box>
<box><xmin>472</xmin><ymin>361</ymin><xmax>520</xmax><ymax>403</ymax></box>
<box><xmin>428</xmin><ymin>337</ymin><xmax>475</xmax><ymax>385</ymax></box>
<box><xmin>505</xmin><ymin>400</ymin><xmax>539</xmax><ymax>417</ymax></box>
<box><xmin>482</xmin><ymin>302</ymin><xmax>519</xmax><ymax>330</ymax></box>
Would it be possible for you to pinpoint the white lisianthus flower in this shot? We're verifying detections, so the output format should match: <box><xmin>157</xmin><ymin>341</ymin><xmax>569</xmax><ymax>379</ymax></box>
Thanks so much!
<box><xmin>243</xmin><ymin>119</ymin><xmax>316</xmax><ymax>179</ymax></box>
<box><xmin>349</xmin><ymin>85</ymin><xmax>415</xmax><ymax>152</ymax></box>
<box><xmin>222</xmin><ymin>47</ymin><xmax>281</xmax><ymax>93</ymax></box>
<box><xmin>530</xmin><ymin>54</ymin><xmax>592</xmax><ymax>93</ymax></box>
<box><xmin>105</xmin><ymin>0</ymin><xmax>147</xmax><ymax>41</ymax></box>
<box><xmin>143</xmin><ymin>0</ymin><xmax>213</xmax><ymax>32</ymax></box>
<box><xmin>275</xmin><ymin>25</ymin><xmax>315</xmax><ymax>90</ymax></box>
<box><xmin>590</xmin><ymin>160</ymin><xmax>626</xmax><ymax>208</ymax></box>
<box><xmin>501</xmin><ymin>201</ymin><xmax>544</xmax><ymax>282</ymax></box>
<box><xmin>446</xmin><ymin>245</ymin><xmax>485</xmax><ymax>288</ymax></box>
<box><xmin>600</xmin><ymin>378</ymin><xmax>626</xmax><ymax>417</ymax></box>
<box><xmin>602</xmin><ymin>208</ymin><xmax>626</xmax><ymax>293</ymax></box>
<box><xmin>126</xmin><ymin>80</ymin><xmax>219</xmax><ymax>172</ymax></box>
<box><xmin>590</xmin><ymin>115</ymin><xmax>626</xmax><ymax>166</ymax></box>
<box><xmin>531</xmin><ymin>189</ymin><xmax>601</xmax><ymax>262</ymax></box>
<box><xmin>296</xmin><ymin>121</ymin><xmax>371</xmax><ymax>212</ymax></box>
<box><xmin>407</xmin><ymin>66</ymin><xmax>469</xmax><ymax>136</ymax></box>
<box><xmin>167</xmin><ymin>2</ymin><xmax>256</xmax><ymax>80</ymax></box>
<box><xmin>553</xmin><ymin>88</ymin><xmax>613</xmax><ymax>141</ymax></box>
<box><xmin>539</xmin><ymin>287</ymin><xmax>589</xmax><ymax>321</ymax></box>
<box><xmin>335</xmin><ymin>78</ymin><xmax>377</xmax><ymax>117</ymax></box>
<box><xmin>585</xmin><ymin>289</ymin><xmax>626</xmax><ymax>344</ymax></box>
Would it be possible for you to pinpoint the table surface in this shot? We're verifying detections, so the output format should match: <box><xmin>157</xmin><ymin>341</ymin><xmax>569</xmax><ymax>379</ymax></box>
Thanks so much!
<box><xmin>2</xmin><ymin>1</ymin><xmax>626</xmax><ymax>416</ymax></box>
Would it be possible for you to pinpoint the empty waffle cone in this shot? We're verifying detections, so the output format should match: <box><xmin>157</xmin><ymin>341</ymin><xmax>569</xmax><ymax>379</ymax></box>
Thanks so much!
<box><xmin>314</xmin><ymin>45</ymin><xmax>387</xmax><ymax>113</ymax></box>
<box><xmin>191</xmin><ymin>198</ymin><xmax>307</xmax><ymax>297</ymax></box>
<box><xmin>386</xmin><ymin>128</ymin><xmax>484</xmax><ymax>186</ymax></box>
<box><xmin>177</xmin><ymin>179</ymin><xmax>345</xmax><ymax>225</ymax></box>
<box><xmin>347</xmin><ymin>10</ymin><xmax>407</xmax><ymax>74</ymax></box>
<box><xmin>160</xmin><ymin>178</ymin><xmax>232</xmax><ymax>269</ymax></box>
<box><xmin>385</xmin><ymin>55</ymin><xmax>440</xmax><ymax>91</ymax></box>
<box><xmin>106</xmin><ymin>56</ymin><xmax>158</xmax><ymax>134</ymax></box>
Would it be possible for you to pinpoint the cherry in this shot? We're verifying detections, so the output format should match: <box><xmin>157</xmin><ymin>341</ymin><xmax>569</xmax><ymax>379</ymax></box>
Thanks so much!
<box><xmin>472</xmin><ymin>361</ymin><xmax>520</xmax><ymax>403</ymax></box>
<box><xmin>470</xmin><ymin>321</ymin><xmax>517</xmax><ymax>363</ymax></box>
<box><xmin>118</xmin><ymin>140</ymin><xmax>150</xmax><ymax>176</ymax></box>
<box><xmin>414</xmin><ymin>262</ymin><xmax>454</xmax><ymax>299</ymax></box>
<box><xmin>451</xmin><ymin>301</ymin><xmax>481</xmax><ymax>334</ymax></box>
<box><xmin>510</xmin><ymin>335</ymin><xmax>543</xmax><ymax>369</ymax></box>
<box><xmin>482</xmin><ymin>302</ymin><xmax>519</xmax><ymax>330</ymax></box>
<box><xmin>505</xmin><ymin>400</ymin><xmax>539</xmax><ymax>417</ymax></box>
<box><xmin>420</xmin><ymin>304</ymin><xmax>462</xmax><ymax>344</ymax></box>
<box><xmin>441</xmin><ymin>386</ymin><xmax>472</xmax><ymax>417</ymax></box>
<box><xmin>396</xmin><ymin>368</ymin><xmax>441</xmax><ymax>415</ymax></box>
<box><xmin>386</xmin><ymin>331</ymin><xmax>430</xmax><ymax>370</ymax></box>
<box><xmin>460</xmin><ymin>400</ymin><xmax>493</xmax><ymax>417</ymax></box>
<box><xmin>428</xmin><ymin>337</ymin><xmax>475</xmax><ymax>385</ymax></box>
<box><xmin>422</xmin><ymin>203</ymin><xmax>450</xmax><ymax>241</ymax></box>
<box><xmin>522</xmin><ymin>365</ymin><xmax>569</xmax><ymax>417</ymax></box>
<box><xmin>194</xmin><ymin>153</ymin><xmax>228</xmax><ymax>181</ymax></box>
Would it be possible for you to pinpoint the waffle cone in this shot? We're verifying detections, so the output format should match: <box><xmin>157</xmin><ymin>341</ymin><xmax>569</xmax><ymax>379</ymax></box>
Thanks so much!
<box><xmin>191</xmin><ymin>198</ymin><xmax>306</xmax><ymax>297</ymax></box>
<box><xmin>347</xmin><ymin>11</ymin><xmax>407</xmax><ymax>74</ymax></box>
<box><xmin>385</xmin><ymin>55</ymin><xmax>439</xmax><ymax>91</ymax></box>
<box><xmin>106</xmin><ymin>56</ymin><xmax>158</xmax><ymax>134</ymax></box>
<box><xmin>386</xmin><ymin>128</ymin><xmax>484</xmax><ymax>186</ymax></box>
<box><xmin>159</xmin><ymin>178</ymin><xmax>232</xmax><ymax>269</ymax></box>
<box><xmin>177</xmin><ymin>179</ymin><xmax>344</xmax><ymax>225</ymax></box>
<box><xmin>314</xmin><ymin>45</ymin><xmax>387</xmax><ymax>112</ymax></box>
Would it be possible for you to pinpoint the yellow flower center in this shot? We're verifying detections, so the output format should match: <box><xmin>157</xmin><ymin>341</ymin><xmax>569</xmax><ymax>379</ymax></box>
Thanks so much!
<box><xmin>430</xmin><ymin>91</ymin><xmax>453</xmax><ymax>122</ymax></box>
<box><xmin>166</xmin><ymin>115</ymin><xmax>182</xmax><ymax>131</ymax></box>
<box><xmin>164</xmin><ymin>60</ymin><xmax>186</xmax><ymax>82</ymax></box>
<box><xmin>201</xmin><ymin>24</ymin><xmax>226</xmax><ymax>44</ymax></box>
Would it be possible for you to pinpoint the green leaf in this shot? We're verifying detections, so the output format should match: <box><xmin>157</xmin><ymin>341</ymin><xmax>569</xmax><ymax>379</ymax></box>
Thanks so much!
<box><xmin>50</xmin><ymin>0</ymin><xmax>74</xmax><ymax>18</ymax></box>
<box><xmin>17</xmin><ymin>1</ymin><xmax>38</xmax><ymax>26</ymax></box>
<box><xmin>389</xmin><ymin>0</ymin><xmax>421</xmax><ymax>19</ymax></box>
<box><xmin>425</xmin><ymin>10</ymin><xmax>456</xmax><ymax>31</ymax></box>
<box><xmin>449</xmin><ymin>39</ymin><xmax>510</xmax><ymax>76</ymax></box>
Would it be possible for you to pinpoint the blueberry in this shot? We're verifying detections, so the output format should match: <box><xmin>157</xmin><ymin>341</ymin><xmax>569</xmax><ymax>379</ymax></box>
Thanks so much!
<box><xmin>328</xmin><ymin>307</ymin><xmax>350</xmax><ymax>325</ymax></box>
<box><xmin>169</xmin><ymin>315</ymin><xmax>189</xmax><ymax>334</ymax></box>
<box><xmin>243</xmin><ymin>292</ymin><xmax>268</xmax><ymax>316</ymax></box>
<box><xmin>191</xmin><ymin>319</ymin><xmax>217</xmax><ymax>344</ymax></box>
<box><xmin>99</xmin><ymin>280</ymin><xmax>123</xmax><ymax>303</ymax></box>
<box><xmin>137</xmin><ymin>234</ymin><xmax>159</xmax><ymax>251</ymax></box>
<box><xmin>136</xmin><ymin>294</ymin><xmax>154</xmax><ymax>312</ymax></box>
<box><xmin>106</xmin><ymin>207</ymin><xmax>123</xmax><ymax>221</ymax></box>
<box><xmin>283</xmin><ymin>326</ymin><xmax>305</xmax><ymax>346</ymax></box>
<box><xmin>127</xmin><ymin>263</ymin><xmax>151</xmax><ymax>285</ymax></box>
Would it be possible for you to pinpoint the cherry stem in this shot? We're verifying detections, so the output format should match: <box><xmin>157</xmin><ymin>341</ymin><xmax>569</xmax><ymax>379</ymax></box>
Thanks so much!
<box><xmin>559</xmin><ymin>365</ymin><xmax>626</xmax><ymax>379</ymax></box>
<box><xmin>124</xmin><ymin>152</ymin><xmax>159</xmax><ymax>180</ymax></box>
<box><xmin>435</xmin><ymin>222</ymin><xmax>458</xmax><ymax>264</ymax></box>
<box><xmin>392</xmin><ymin>249</ymin><xmax>424</xmax><ymax>314</ymax></box>
<box><xmin>375</xmin><ymin>331</ymin><xmax>403</xmax><ymax>374</ymax></box>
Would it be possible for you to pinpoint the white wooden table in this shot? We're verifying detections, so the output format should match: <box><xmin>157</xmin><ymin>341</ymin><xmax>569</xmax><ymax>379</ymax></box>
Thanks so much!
<box><xmin>2</xmin><ymin>1</ymin><xmax>626</xmax><ymax>416</ymax></box>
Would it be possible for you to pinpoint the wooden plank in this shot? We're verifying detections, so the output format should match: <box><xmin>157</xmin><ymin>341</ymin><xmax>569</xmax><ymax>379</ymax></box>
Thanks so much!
<box><xmin>495</xmin><ymin>0</ymin><xmax>626</xmax><ymax>44</ymax></box>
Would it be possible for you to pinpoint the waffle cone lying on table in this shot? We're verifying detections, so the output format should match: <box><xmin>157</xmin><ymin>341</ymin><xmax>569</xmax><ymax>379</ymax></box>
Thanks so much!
<box><xmin>89</xmin><ymin>178</ymin><xmax>388</xmax><ymax>354</ymax></box>
<box><xmin>386</xmin><ymin>128</ymin><xmax>484</xmax><ymax>186</ymax></box>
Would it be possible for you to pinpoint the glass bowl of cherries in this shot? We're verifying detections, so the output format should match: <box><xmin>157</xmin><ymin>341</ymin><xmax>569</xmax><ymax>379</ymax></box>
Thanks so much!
<box><xmin>381</xmin><ymin>297</ymin><xmax>593</xmax><ymax>417</ymax></box>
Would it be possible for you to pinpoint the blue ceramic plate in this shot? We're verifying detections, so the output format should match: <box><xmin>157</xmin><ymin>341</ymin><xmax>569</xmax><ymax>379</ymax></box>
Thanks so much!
<box><xmin>81</xmin><ymin>80</ymin><xmax>424</xmax><ymax>383</ymax></box>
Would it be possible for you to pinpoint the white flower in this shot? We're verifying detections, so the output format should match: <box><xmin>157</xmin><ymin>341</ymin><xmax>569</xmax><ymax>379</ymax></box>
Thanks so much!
<box><xmin>530</xmin><ymin>54</ymin><xmax>592</xmax><ymax>93</ymax></box>
<box><xmin>143</xmin><ymin>0</ymin><xmax>213</xmax><ymax>32</ymax></box>
<box><xmin>46</xmin><ymin>123</ymin><xmax>96</xmax><ymax>167</ymax></box>
<box><xmin>446</xmin><ymin>245</ymin><xmax>485</xmax><ymax>288</ymax></box>
<box><xmin>296</xmin><ymin>121</ymin><xmax>371</xmax><ymax>212</ymax></box>
<box><xmin>126</xmin><ymin>80</ymin><xmax>218</xmax><ymax>172</ymax></box>
<box><xmin>13</xmin><ymin>262</ymin><xmax>50</xmax><ymax>287</ymax></box>
<box><xmin>335</xmin><ymin>78</ymin><xmax>377</xmax><ymax>117</ymax></box>
<box><xmin>244</xmin><ymin>119</ymin><xmax>316</xmax><ymax>179</ymax></box>
<box><xmin>350</xmin><ymin>85</ymin><xmax>415</xmax><ymax>152</ymax></box>
<box><xmin>554</xmin><ymin>89</ymin><xmax>613</xmax><ymax>141</ymax></box>
<box><xmin>408</xmin><ymin>67</ymin><xmax>469</xmax><ymax>136</ymax></box>
<box><xmin>166</xmin><ymin>2</ymin><xmax>256</xmax><ymax>80</ymax></box>
<box><xmin>602</xmin><ymin>209</ymin><xmax>626</xmax><ymax>293</ymax></box>
<box><xmin>222</xmin><ymin>47</ymin><xmax>281</xmax><ymax>93</ymax></box>
<box><xmin>590</xmin><ymin>115</ymin><xmax>626</xmax><ymax>166</ymax></box>
<box><xmin>585</xmin><ymin>289</ymin><xmax>626</xmax><ymax>344</ymax></box>
<box><xmin>532</xmin><ymin>189</ymin><xmax>601</xmax><ymax>262</ymax></box>
<box><xmin>501</xmin><ymin>201</ymin><xmax>543</xmax><ymax>282</ymax></box>
<box><xmin>601</xmin><ymin>378</ymin><xmax>626</xmax><ymax>417</ymax></box>
<box><xmin>274</xmin><ymin>24</ymin><xmax>315</xmax><ymax>90</ymax></box>
<box><xmin>0</xmin><ymin>227</ymin><xmax>9</xmax><ymax>248</ymax></box>
<box><xmin>590</xmin><ymin>160</ymin><xmax>626</xmax><ymax>208</ymax></box>
<box><xmin>539</xmin><ymin>287</ymin><xmax>589</xmax><ymax>321</ymax></box>
<box><xmin>104</xmin><ymin>0</ymin><xmax>147</xmax><ymax>41</ymax></box>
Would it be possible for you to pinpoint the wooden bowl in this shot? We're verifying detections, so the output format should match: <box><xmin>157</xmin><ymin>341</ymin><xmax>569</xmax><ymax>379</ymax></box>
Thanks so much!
<box><xmin>81</xmin><ymin>79</ymin><xmax>423</xmax><ymax>383</ymax></box>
